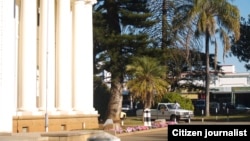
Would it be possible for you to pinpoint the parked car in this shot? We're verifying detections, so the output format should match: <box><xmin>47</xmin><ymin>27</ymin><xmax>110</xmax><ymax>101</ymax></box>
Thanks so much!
<box><xmin>235</xmin><ymin>104</ymin><xmax>250</xmax><ymax>110</ymax></box>
<box><xmin>122</xmin><ymin>104</ymin><xmax>131</xmax><ymax>112</ymax></box>
<box><xmin>210</xmin><ymin>102</ymin><xmax>220</xmax><ymax>112</ymax></box>
<box><xmin>194</xmin><ymin>100</ymin><xmax>221</xmax><ymax>115</ymax></box>
<box><xmin>225</xmin><ymin>103</ymin><xmax>235</xmax><ymax>109</ymax></box>
<box><xmin>194</xmin><ymin>99</ymin><xmax>205</xmax><ymax>110</ymax></box>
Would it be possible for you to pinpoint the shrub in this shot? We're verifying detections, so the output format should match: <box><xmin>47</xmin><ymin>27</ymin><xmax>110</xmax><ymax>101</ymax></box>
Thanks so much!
<box><xmin>160</xmin><ymin>92</ymin><xmax>194</xmax><ymax>110</ymax></box>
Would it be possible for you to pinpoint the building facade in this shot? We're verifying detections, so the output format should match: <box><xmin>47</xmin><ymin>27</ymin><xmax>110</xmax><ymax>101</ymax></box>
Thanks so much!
<box><xmin>209</xmin><ymin>65</ymin><xmax>250</xmax><ymax>107</ymax></box>
<box><xmin>0</xmin><ymin>0</ymin><xmax>98</xmax><ymax>133</ymax></box>
<box><xmin>180</xmin><ymin>65</ymin><xmax>250</xmax><ymax>107</ymax></box>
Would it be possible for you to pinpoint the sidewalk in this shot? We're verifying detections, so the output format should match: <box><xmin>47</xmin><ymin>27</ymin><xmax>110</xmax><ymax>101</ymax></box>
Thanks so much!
<box><xmin>115</xmin><ymin>127</ymin><xmax>167</xmax><ymax>137</ymax></box>
<box><xmin>118</xmin><ymin>127</ymin><xmax>167</xmax><ymax>141</ymax></box>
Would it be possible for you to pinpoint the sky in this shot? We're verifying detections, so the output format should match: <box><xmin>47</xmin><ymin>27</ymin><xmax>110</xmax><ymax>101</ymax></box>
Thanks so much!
<box><xmin>215</xmin><ymin>0</ymin><xmax>250</xmax><ymax>73</ymax></box>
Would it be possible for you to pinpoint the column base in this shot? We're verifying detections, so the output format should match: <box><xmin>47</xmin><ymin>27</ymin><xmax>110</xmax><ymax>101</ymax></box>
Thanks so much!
<box><xmin>72</xmin><ymin>107</ymin><xmax>98</xmax><ymax>114</ymax></box>
<box><xmin>16</xmin><ymin>110</ymin><xmax>43</xmax><ymax>116</ymax></box>
<box><xmin>72</xmin><ymin>109</ymin><xmax>98</xmax><ymax>115</ymax></box>
<box><xmin>38</xmin><ymin>107</ymin><xmax>57</xmax><ymax>112</ymax></box>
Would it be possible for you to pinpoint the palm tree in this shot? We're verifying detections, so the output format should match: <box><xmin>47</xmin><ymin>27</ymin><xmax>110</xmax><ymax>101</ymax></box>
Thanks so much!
<box><xmin>188</xmin><ymin>0</ymin><xmax>240</xmax><ymax>116</ymax></box>
<box><xmin>126</xmin><ymin>56</ymin><xmax>169</xmax><ymax>109</ymax></box>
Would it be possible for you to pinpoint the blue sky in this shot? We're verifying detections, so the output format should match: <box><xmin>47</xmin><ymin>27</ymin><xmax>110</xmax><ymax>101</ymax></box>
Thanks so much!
<box><xmin>217</xmin><ymin>0</ymin><xmax>250</xmax><ymax>73</ymax></box>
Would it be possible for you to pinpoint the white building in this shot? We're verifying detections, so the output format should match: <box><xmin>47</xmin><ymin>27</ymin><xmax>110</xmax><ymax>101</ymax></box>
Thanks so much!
<box><xmin>0</xmin><ymin>0</ymin><xmax>98</xmax><ymax>133</ymax></box>
<box><xmin>179</xmin><ymin>65</ymin><xmax>250</xmax><ymax>106</ymax></box>
<box><xmin>209</xmin><ymin>65</ymin><xmax>250</xmax><ymax>106</ymax></box>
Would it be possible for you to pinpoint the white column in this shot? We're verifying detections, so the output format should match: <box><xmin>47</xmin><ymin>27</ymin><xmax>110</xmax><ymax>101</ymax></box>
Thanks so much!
<box><xmin>47</xmin><ymin>0</ymin><xmax>56</xmax><ymax>112</ymax></box>
<box><xmin>14</xmin><ymin>0</ymin><xmax>20</xmax><ymax>115</ymax></box>
<box><xmin>39</xmin><ymin>0</ymin><xmax>56</xmax><ymax>112</ymax></box>
<box><xmin>72</xmin><ymin>0</ymin><xmax>96</xmax><ymax>113</ymax></box>
<box><xmin>55</xmin><ymin>0</ymin><xmax>72</xmax><ymax>111</ymax></box>
<box><xmin>18</xmin><ymin>0</ymin><xmax>37</xmax><ymax>112</ymax></box>
<box><xmin>0</xmin><ymin>0</ymin><xmax>16</xmax><ymax>133</ymax></box>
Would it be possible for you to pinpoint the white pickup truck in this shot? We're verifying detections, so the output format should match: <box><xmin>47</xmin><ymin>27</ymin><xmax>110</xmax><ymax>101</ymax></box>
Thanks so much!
<box><xmin>136</xmin><ymin>103</ymin><xmax>194</xmax><ymax>122</ymax></box>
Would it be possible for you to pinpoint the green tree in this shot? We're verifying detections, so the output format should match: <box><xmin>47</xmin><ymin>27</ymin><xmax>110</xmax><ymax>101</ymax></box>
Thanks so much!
<box><xmin>93</xmin><ymin>0</ymin><xmax>155</xmax><ymax>125</ymax></box>
<box><xmin>126</xmin><ymin>56</ymin><xmax>169</xmax><ymax>109</ymax></box>
<box><xmin>145</xmin><ymin>0</ymin><xmax>203</xmax><ymax>90</ymax></box>
<box><xmin>231</xmin><ymin>15</ymin><xmax>250</xmax><ymax>71</ymax></box>
<box><xmin>188</xmin><ymin>0</ymin><xmax>240</xmax><ymax>116</ymax></box>
<box><xmin>146</xmin><ymin>0</ymin><xmax>199</xmax><ymax>50</ymax></box>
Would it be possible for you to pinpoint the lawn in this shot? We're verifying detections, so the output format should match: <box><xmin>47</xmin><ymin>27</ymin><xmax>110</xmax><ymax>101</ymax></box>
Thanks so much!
<box><xmin>192</xmin><ymin>114</ymin><xmax>250</xmax><ymax>122</ymax></box>
<box><xmin>122</xmin><ymin>116</ymin><xmax>144</xmax><ymax>126</ymax></box>
<box><xmin>122</xmin><ymin>114</ymin><xmax>250</xmax><ymax>125</ymax></box>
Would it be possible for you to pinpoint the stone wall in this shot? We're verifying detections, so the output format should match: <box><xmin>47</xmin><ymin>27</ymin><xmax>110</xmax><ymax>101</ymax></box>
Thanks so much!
<box><xmin>13</xmin><ymin>114</ymin><xmax>99</xmax><ymax>133</ymax></box>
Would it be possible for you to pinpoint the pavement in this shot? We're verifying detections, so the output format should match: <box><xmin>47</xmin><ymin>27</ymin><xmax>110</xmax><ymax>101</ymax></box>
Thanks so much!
<box><xmin>116</xmin><ymin>127</ymin><xmax>167</xmax><ymax>137</ymax></box>
<box><xmin>117</xmin><ymin>127</ymin><xmax>167</xmax><ymax>141</ymax></box>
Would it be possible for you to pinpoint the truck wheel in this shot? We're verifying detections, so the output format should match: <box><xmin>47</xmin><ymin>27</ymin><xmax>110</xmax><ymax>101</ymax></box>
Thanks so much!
<box><xmin>185</xmin><ymin>118</ymin><xmax>190</xmax><ymax>123</ymax></box>
<box><xmin>176</xmin><ymin>116</ymin><xmax>180</xmax><ymax>122</ymax></box>
<box><xmin>170</xmin><ymin>115</ymin><xmax>176</xmax><ymax>121</ymax></box>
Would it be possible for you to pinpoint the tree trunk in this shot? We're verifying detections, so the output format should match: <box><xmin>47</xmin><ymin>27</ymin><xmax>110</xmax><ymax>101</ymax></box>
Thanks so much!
<box><xmin>205</xmin><ymin>29</ymin><xmax>210</xmax><ymax>117</ymax></box>
<box><xmin>106</xmin><ymin>79</ymin><xmax>123</xmax><ymax>128</ymax></box>
<box><xmin>141</xmin><ymin>92</ymin><xmax>153</xmax><ymax>123</ymax></box>
<box><xmin>144</xmin><ymin>91</ymin><xmax>153</xmax><ymax>109</ymax></box>
<box><xmin>161</xmin><ymin>0</ymin><xmax>167</xmax><ymax>49</ymax></box>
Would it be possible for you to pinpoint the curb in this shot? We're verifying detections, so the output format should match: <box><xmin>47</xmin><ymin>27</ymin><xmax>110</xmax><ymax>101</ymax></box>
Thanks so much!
<box><xmin>115</xmin><ymin>127</ymin><xmax>167</xmax><ymax>137</ymax></box>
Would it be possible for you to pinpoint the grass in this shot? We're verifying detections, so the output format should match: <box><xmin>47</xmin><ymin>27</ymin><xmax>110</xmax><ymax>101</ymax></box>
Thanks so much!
<box><xmin>122</xmin><ymin>116</ymin><xmax>144</xmax><ymax>126</ymax></box>
<box><xmin>192</xmin><ymin>114</ymin><xmax>250</xmax><ymax>121</ymax></box>
<box><xmin>99</xmin><ymin>114</ymin><xmax>250</xmax><ymax>130</ymax></box>
<box><xmin>122</xmin><ymin>114</ymin><xmax>250</xmax><ymax>125</ymax></box>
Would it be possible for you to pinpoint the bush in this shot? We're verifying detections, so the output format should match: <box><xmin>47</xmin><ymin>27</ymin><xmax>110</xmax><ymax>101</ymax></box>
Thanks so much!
<box><xmin>160</xmin><ymin>92</ymin><xmax>194</xmax><ymax>110</ymax></box>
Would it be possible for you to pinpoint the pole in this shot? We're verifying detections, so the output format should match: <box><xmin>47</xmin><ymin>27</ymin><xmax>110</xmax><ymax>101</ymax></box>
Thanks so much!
<box><xmin>45</xmin><ymin>0</ymin><xmax>49</xmax><ymax>132</ymax></box>
<box><xmin>201</xmin><ymin>109</ymin><xmax>204</xmax><ymax>122</ymax></box>
<box><xmin>227</xmin><ymin>108</ymin><xmax>229</xmax><ymax>121</ymax></box>
<box><xmin>215</xmin><ymin>108</ymin><xmax>218</xmax><ymax>120</ymax></box>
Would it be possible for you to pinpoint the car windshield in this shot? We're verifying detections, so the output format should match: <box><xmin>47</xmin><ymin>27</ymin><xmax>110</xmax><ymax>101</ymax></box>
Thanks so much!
<box><xmin>167</xmin><ymin>104</ymin><xmax>181</xmax><ymax>109</ymax></box>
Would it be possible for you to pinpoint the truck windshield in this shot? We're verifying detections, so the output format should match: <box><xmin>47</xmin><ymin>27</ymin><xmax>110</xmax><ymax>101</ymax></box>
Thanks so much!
<box><xmin>167</xmin><ymin>104</ymin><xmax>180</xmax><ymax>109</ymax></box>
